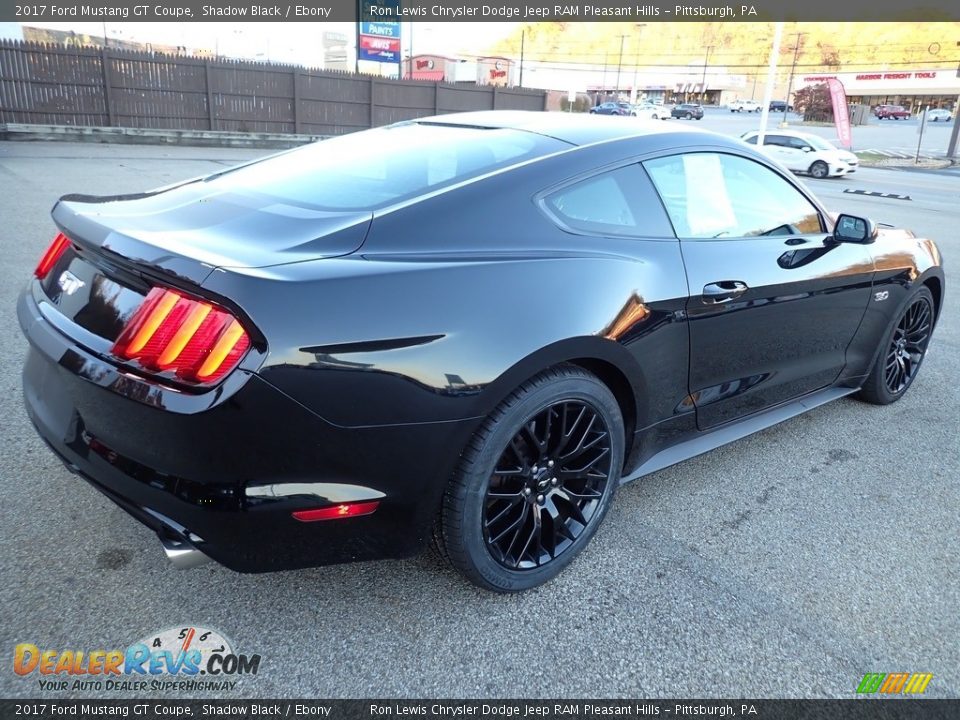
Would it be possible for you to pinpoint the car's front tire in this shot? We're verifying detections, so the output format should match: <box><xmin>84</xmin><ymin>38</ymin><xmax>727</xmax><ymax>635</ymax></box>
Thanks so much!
<box><xmin>436</xmin><ymin>366</ymin><xmax>624</xmax><ymax>592</ymax></box>
<box><xmin>858</xmin><ymin>286</ymin><xmax>935</xmax><ymax>405</ymax></box>
<box><xmin>810</xmin><ymin>160</ymin><xmax>829</xmax><ymax>179</ymax></box>
<box><xmin>685</xmin><ymin>112</ymin><xmax>693</xmax><ymax>119</ymax></box>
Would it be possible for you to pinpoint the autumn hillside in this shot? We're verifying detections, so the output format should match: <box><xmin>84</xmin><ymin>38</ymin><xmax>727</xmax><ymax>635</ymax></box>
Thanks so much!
<box><xmin>490</xmin><ymin>22</ymin><xmax>960</xmax><ymax>77</ymax></box>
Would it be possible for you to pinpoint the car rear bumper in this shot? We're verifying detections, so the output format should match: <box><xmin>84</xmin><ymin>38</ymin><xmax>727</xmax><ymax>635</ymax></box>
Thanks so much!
<box><xmin>18</xmin><ymin>286</ymin><xmax>479</xmax><ymax>572</ymax></box>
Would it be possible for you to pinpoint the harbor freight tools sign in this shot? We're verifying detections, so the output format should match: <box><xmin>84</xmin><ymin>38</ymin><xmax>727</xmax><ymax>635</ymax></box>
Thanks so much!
<box><xmin>358</xmin><ymin>0</ymin><xmax>401</xmax><ymax>63</ymax></box>
<box><xmin>2</xmin><ymin>1</ymin><xmax>960</xmax><ymax>22</ymax></box>
<box><xmin>12</xmin><ymin>627</ymin><xmax>262</xmax><ymax>693</ymax></box>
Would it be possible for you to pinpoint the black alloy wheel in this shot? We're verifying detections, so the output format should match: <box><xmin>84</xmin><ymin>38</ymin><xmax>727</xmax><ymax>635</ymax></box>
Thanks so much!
<box><xmin>436</xmin><ymin>366</ymin><xmax>624</xmax><ymax>592</ymax></box>
<box><xmin>858</xmin><ymin>286</ymin><xmax>935</xmax><ymax>405</ymax></box>
<box><xmin>884</xmin><ymin>294</ymin><xmax>933</xmax><ymax>394</ymax></box>
<box><xmin>482</xmin><ymin>400</ymin><xmax>612</xmax><ymax>570</ymax></box>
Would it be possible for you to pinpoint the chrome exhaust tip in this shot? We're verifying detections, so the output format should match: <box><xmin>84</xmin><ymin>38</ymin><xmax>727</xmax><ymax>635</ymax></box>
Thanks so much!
<box><xmin>160</xmin><ymin>537</ymin><xmax>212</xmax><ymax>570</ymax></box>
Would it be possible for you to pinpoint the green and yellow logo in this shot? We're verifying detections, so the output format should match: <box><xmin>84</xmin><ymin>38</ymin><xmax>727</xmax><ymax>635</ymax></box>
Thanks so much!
<box><xmin>857</xmin><ymin>673</ymin><xmax>933</xmax><ymax>694</ymax></box>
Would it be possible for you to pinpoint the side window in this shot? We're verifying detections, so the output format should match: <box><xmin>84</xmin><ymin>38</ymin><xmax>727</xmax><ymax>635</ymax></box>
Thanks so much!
<box><xmin>764</xmin><ymin>134</ymin><xmax>788</xmax><ymax>147</ymax></box>
<box><xmin>643</xmin><ymin>152</ymin><xmax>824</xmax><ymax>239</ymax></box>
<box><xmin>742</xmin><ymin>135</ymin><xmax>758</xmax><ymax>145</ymax></box>
<box><xmin>543</xmin><ymin>164</ymin><xmax>675</xmax><ymax>238</ymax></box>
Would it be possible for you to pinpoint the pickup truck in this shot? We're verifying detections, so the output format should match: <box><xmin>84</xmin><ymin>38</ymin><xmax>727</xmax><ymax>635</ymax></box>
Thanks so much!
<box><xmin>875</xmin><ymin>104</ymin><xmax>911</xmax><ymax>120</ymax></box>
<box><xmin>729</xmin><ymin>99</ymin><xmax>761</xmax><ymax>113</ymax></box>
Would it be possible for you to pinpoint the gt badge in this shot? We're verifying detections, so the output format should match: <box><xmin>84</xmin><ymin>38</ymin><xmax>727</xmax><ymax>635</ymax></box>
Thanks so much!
<box><xmin>874</xmin><ymin>290</ymin><xmax>889</xmax><ymax>302</ymax></box>
<box><xmin>57</xmin><ymin>270</ymin><xmax>85</xmax><ymax>296</ymax></box>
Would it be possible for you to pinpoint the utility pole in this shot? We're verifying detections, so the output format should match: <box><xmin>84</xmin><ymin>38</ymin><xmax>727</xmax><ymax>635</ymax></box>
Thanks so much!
<box><xmin>615</xmin><ymin>35</ymin><xmax>627</xmax><ymax>100</ymax></box>
<box><xmin>602</xmin><ymin>51</ymin><xmax>608</xmax><ymax>101</ymax></box>
<box><xmin>700</xmin><ymin>46</ymin><xmax>713</xmax><ymax>104</ymax></box>
<box><xmin>630</xmin><ymin>24</ymin><xmax>647</xmax><ymax>104</ymax></box>
<box><xmin>781</xmin><ymin>32</ymin><xmax>805</xmax><ymax>127</ymax></box>
<box><xmin>518</xmin><ymin>30</ymin><xmax>525</xmax><ymax>88</ymax></box>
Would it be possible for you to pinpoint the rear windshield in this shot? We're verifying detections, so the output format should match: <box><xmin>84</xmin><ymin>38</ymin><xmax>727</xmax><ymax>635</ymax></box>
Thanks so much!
<box><xmin>207</xmin><ymin>122</ymin><xmax>567</xmax><ymax>210</ymax></box>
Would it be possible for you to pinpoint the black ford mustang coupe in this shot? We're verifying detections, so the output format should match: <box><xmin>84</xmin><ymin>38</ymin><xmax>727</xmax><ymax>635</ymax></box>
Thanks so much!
<box><xmin>19</xmin><ymin>112</ymin><xmax>944</xmax><ymax>592</ymax></box>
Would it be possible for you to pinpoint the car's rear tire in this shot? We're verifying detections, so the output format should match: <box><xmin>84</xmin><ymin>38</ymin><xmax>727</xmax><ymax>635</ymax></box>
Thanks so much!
<box><xmin>857</xmin><ymin>286</ymin><xmax>934</xmax><ymax>405</ymax></box>
<box><xmin>810</xmin><ymin>161</ymin><xmax>829</xmax><ymax>179</ymax></box>
<box><xmin>435</xmin><ymin>365</ymin><xmax>624</xmax><ymax>592</ymax></box>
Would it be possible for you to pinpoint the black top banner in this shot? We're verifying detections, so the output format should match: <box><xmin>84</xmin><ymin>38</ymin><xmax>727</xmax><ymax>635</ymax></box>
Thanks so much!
<box><xmin>0</xmin><ymin>701</ymin><xmax>959</xmax><ymax>720</ymax></box>
<box><xmin>1</xmin><ymin>0</ymin><xmax>960</xmax><ymax>22</ymax></box>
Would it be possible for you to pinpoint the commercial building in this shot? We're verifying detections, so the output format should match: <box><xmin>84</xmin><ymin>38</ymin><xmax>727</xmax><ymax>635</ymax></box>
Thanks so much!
<box><xmin>797</xmin><ymin>68</ymin><xmax>960</xmax><ymax>112</ymax></box>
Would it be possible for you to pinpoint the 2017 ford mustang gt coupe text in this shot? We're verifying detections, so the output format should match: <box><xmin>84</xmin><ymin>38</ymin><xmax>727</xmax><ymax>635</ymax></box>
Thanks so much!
<box><xmin>19</xmin><ymin>112</ymin><xmax>944</xmax><ymax>592</ymax></box>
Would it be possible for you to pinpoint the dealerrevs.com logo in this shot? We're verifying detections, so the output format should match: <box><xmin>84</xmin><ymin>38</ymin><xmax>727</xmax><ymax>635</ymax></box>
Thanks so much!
<box><xmin>14</xmin><ymin>626</ymin><xmax>261</xmax><ymax>692</ymax></box>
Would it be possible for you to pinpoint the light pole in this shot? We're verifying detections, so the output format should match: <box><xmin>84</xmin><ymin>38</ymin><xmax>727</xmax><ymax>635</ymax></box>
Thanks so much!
<box><xmin>947</xmin><ymin>41</ymin><xmax>960</xmax><ymax>158</ymax></box>
<box><xmin>781</xmin><ymin>32</ymin><xmax>805</xmax><ymax>126</ymax></box>
<box><xmin>700</xmin><ymin>46</ymin><xmax>713</xmax><ymax>105</ymax></box>
<box><xmin>614</xmin><ymin>35</ymin><xmax>627</xmax><ymax>100</ymax></box>
<box><xmin>630</xmin><ymin>23</ymin><xmax>647</xmax><ymax>104</ymax></box>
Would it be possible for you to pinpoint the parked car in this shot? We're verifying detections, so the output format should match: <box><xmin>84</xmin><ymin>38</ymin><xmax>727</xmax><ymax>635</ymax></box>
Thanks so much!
<box><xmin>633</xmin><ymin>102</ymin><xmax>667</xmax><ymax>120</ymax></box>
<box><xmin>19</xmin><ymin>112</ymin><xmax>944</xmax><ymax>592</ymax></box>
<box><xmin>875</xmin><ymin>104</ymin><xmax>911</xmax><ymax>120</ymax></box>
<box><xmin>769</xmin><ymin>100</ymin><xmax>794</xmax><ymax>112</ymax></box>
<box><xmin>740</xmin><ymin>129</ymin><xmax>858</xmax><ymax>179</ymax></box>
<box><xmin>590</xmin><ymin>101</ymin><xmax>632</xmax><ymax>116</ymax></box>
<box><xmin>729</xmin><ymin>99</ymin><xmax>762</xmax><ymax>113</ymax></box>
<box><xmin>671</xmin><ymin>103</ymin><xmax>704</xmax><ymax>120</ymax></box>
<box><xmin>926</xmin><ymin>108</ymin><xmax>953</xmax><ymax>122</ymax></box>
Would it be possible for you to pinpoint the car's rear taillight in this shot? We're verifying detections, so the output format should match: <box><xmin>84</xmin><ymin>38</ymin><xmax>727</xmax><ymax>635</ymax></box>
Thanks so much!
<box><xmin>34</xmin><ymin>232</ymin><xmax>72</xmax><ymax>279</ymax></box>
<box><xmin>112</xmin><ymin>286</ymin><xmax>251</xmax><ymax>384</ymax></box>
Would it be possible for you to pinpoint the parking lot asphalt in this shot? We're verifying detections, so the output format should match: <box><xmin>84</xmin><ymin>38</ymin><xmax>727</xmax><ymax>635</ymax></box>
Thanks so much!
<box><xmin>0</xmin><ymin>140</ymin><xmax>957</xmax><ymax>699</ymax></box>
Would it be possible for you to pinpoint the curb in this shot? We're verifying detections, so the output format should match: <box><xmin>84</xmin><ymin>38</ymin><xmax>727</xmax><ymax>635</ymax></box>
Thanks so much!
<box><xmin>0</xmin><ymin>123</ymin><xmax>329</xmax><ymax>149</ymax></box>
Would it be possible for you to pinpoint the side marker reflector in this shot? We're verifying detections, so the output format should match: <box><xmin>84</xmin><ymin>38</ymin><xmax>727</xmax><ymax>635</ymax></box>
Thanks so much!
<box><xmin>292</xmin><ymin>501</ymin><xmax>381</xmax><ymax>522</ymax></box>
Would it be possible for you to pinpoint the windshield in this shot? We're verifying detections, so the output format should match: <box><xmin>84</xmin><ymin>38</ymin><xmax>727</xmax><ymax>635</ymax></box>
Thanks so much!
<box><xmin>208</xmin><ymin>123</ymin><xmax>567</xmax><ymax>211</ymax></box>
<box><xmin>805</xmin><ymin>135</ymin><xmax>836</xmax><ymax>151</ymax></box>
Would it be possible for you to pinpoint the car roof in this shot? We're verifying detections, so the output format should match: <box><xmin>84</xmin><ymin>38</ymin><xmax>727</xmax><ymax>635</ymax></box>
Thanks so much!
<box><xmin>410</xmin><ymin>110</ymin><xmax>714</xmax><ymax>147</ymax></box>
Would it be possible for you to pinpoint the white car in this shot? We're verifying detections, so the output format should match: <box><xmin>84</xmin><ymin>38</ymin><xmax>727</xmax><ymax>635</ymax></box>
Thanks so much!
<box><xmin>927</xmin><ymin>109</ymin><xmax>953</xmax><ymax>122</ymax></box>
<box><xmin>633</xmin><ymin>103</ymin><xmax>667</xmax><ymax>120</ymax></box>
<box><xmin>729</xmin><ymin>99</ymin><xmax>761</xmax><ymax>113</ymax></box>
<box><xmin>740</xmin><ymin>130</ymin><xmax>858</xmax><ymax>179</ymax></box>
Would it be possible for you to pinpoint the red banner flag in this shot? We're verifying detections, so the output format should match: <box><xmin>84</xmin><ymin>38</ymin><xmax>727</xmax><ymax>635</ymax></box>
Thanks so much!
<box><xmin>826</xmin><ymin>78</ymin><xmax>853</xmax><ymax>150</ymax></box>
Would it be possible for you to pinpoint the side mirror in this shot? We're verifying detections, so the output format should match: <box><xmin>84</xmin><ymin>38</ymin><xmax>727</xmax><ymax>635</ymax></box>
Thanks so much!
<box><xmin>832</xmin><ymin>214</ymin><xmax>878</xmax><ymax>244</ymax></box>
<box><xmin>801</xmin><ymin>146</ymin><xmax>813</xmax><ymax>152</ymax></box>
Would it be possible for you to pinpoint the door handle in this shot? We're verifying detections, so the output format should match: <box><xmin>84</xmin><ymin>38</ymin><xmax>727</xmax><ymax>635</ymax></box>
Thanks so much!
<box><xmin>702</xmin><ymin>281</ymin><xmax>749</xmax><ymax>304</ymax></box>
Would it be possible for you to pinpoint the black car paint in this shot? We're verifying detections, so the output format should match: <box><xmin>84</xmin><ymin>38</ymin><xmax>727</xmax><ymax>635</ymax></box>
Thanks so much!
<box><xmin>19</xmin><ymin>112</ymin><xmax>945</xmax><ymax>572</ymax></box>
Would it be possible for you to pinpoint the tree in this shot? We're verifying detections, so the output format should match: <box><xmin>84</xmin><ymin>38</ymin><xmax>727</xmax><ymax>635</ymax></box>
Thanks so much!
<box><xmin>794</xmin><ymin>83</ymin><xmax>833</xmax><ymax>122</ymax></box>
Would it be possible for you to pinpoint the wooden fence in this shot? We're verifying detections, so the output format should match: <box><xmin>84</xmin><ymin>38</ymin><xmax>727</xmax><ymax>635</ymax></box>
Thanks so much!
<box><xmin>0</xmin><ymin>40</ymin><xmax>547</xmax><ymax>135</ymax></box>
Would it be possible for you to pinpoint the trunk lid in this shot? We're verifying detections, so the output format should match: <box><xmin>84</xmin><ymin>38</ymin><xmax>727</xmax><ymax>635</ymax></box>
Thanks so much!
<box><xmin>41</xmin><ymin>179</ymin><xmax>368</xmax><ymax>351</ymax></box>
<box><xmin>52</xmin><ymin>179</ymin><xmax>372</xmax><ymax>286</ymax></box>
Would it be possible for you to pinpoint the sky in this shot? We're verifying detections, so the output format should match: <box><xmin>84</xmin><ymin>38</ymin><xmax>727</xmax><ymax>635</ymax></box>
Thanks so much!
<box><xmin>4</xmin><ymin>21</ymin><xmax>519</xmax><ymax>66</ymax></box>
